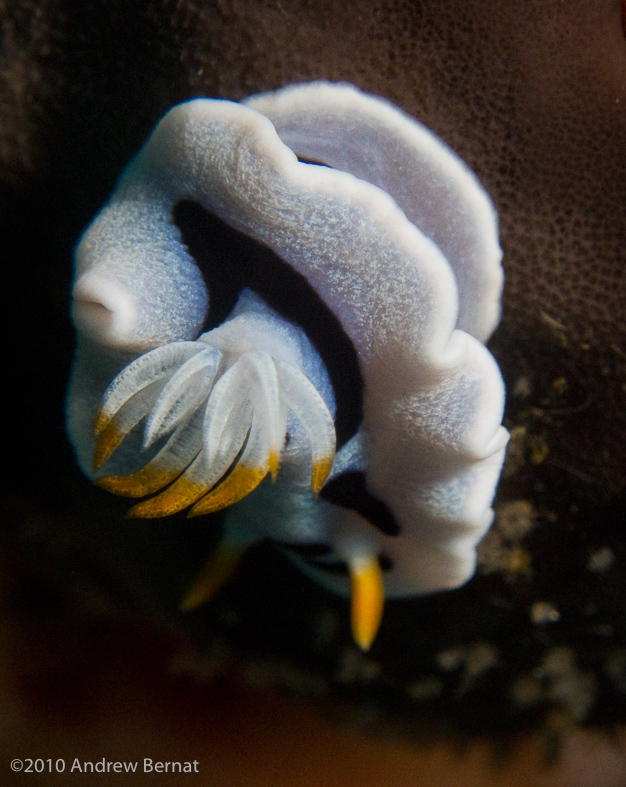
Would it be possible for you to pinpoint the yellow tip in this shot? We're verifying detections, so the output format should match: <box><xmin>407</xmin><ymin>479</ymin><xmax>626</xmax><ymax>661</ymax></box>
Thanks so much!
<box><xmin>188</xmin><ymin>464</ymin><xmax>267</xmax><ymax>517</ymax></box>
<box><xmin>93</xmin><ymin>409</ymin><xmax>111</xmax><ymax>437</ymax></box>
<box><xmin>125</xmin><ymin>475</ymin><xmax>207</xmax><ymax>518</ymax></box>
<box><xmin>268</xmin><ymin>450</ymin><xmax>279</xmax><ymax>482</ymax></box>
<box><xmin>310</xmin><ymin>454</ymin><xmax>334</xmax><ymax>494</ymax></box>
<box><xmin>92</xmin><ymin>423</ymin><xmax>125</xmax><ymax>472</ymax></box>
<box><xmin>95</xmin><ymin>462</ymin><xmax>179</xmax><ymax>498</ymax></box>
<box><xmin>180</xmin><ymin>541</ymin><xmax>249</xmax><ymax>611</ymax></box>
<box><xmin>348</xmin><ymin>554</ymin><xmax>384</xmax><ymax>651</ymax></box>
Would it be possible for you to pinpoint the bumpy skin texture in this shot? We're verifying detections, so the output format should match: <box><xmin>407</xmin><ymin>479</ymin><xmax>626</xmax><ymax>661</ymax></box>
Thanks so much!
<box><xmin>2</xmin><ymin>0</ymin><xmax>625</xmax><ymax>496</ymax></box>
<box><xmin>67</xmin><ymin>87</ymin><xmax>507</xmax><ymax>597</ymax></box>
<box><xmin>172</xmin><ymin>0</ymin><xmax>626</xmax><ymax>494</ymax></box>
<box><xmin>2</xmin><ymin>0</ymin><xmax>626</xmax><ymax>747</ymax></box>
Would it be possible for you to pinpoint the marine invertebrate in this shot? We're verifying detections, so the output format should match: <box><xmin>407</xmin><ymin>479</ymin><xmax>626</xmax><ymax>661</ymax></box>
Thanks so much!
<box><xmin>66</xmin><ymin>81</ymin><xmax>508</xmax><ymax>650</ymax></box>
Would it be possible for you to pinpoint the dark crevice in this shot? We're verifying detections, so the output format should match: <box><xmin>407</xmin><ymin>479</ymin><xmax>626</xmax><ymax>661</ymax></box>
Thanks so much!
<box><xmin>172</xmin><ymin>199</ymin><xmax>363</xmax><ymax>447</ymax></box>
<box><xmin>277</xmin><ymin>542</ymin><xmax>332</xmax><ymax>557</ymax></box>
<box><xmin>296</xmin><ymin>156</ymin><xmax>332</xmax><ymax>167</ymax></box>
<box><xmin>319</xmin><ymin>471</ymin><xmax>400</xmax><ymax>536</ymax></box>
<box><xmin>301</xmin><ymin>552</ymin><xmax>394</xmax><ymax>576</ymax></box>
<box><xmin>278</xmin><ymin>544</ymin><xmax>392</xmax><ymax>572</ymax></box>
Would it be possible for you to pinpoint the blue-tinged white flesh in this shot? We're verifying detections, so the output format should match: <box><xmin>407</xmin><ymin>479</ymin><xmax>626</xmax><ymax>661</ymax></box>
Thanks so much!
<box><xmin>92</xmin><ymin>293</ymin><xmax>336</xmax><ymax>519</ymax></box>
<box><xmin>144</xmin><ymin>346</ymin><xmax>221</xmax><ymax>448</ymax></box>
<box><xmin>66</xmin><ymin>82</ymin><xmax>510</xmax><ymax>649</ymax></box>
<box><xmin>245</xmin><ymin>81</ymin><xmax>502</xmax><ymax>343</ymax></box>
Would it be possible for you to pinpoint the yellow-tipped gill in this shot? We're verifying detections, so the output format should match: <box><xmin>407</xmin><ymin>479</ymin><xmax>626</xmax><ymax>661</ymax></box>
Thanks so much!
<box><xmin>348</xmin><ymin>554</ymin><xmax>384</xmax><ymax>652</ymax></box>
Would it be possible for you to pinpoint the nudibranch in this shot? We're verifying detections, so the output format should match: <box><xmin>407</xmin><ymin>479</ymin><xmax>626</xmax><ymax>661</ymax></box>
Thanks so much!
<box><xmin>66</xmin><ymin>81</ymin><xmax>508</xmax><ymax>651</ymax></box>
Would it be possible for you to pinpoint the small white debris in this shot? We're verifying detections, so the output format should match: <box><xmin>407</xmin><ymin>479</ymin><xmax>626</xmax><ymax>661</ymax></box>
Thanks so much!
<box><xmin>548</xmin><ymin>669</ymin><xmax>597</xmax><ymax>721</ymax></box>
<box><xmin>465</xmin><ymin>642</ymin><xmax>499</xmax><ymax>679</ymax></box>
<box><xmin>435</xmin><ymin>646</ymin><xmax>467</xmax><ymax>672</ymax></box>
<box><xmin>477</xmin><ymin>499</ymin><xmax>536</xmax><ymax>577</ymax></box>
<box><xmin>543</xmin><ymin>648</ymin><xmax>597</xmax><ymax>721</ymax></box>
<box><xmin>541</xmin><ymin>646</ymin><xmax>575</xmax><ymax>677</ymax></box>
<box><xmin>531</xmin><ymin>601</ymin><xmax>561</xmax><ymax>624</ymax></box>
<box><xmin>513</xmin><ymin>377</ymin><xmax>532</xmax><ymax>398</ymax></box>
<box><xmin>586</xmin><ymin>546</ymin><xmax>615</xmax><ymax>573</ymax></box>
<box><xmin>456</xmin><ymin>641</ymin><xmax>500</xmax><ymax>695</ymax></box>
<box><xmin>496</xmin><ymin>500</ymin><xmax>536</xmax><ymax>540</ymax></box>
<box><xmin>514</xmin><ymin>647</ymin><xmax>598</xmax><ymax>721</ymax></box>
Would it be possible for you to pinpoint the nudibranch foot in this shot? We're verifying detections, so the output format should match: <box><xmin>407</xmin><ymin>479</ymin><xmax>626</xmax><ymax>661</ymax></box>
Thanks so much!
<box><xmin>94</xmin><ymin>295</ymin><xmax>337</xmax><ymax>519</ymax></box>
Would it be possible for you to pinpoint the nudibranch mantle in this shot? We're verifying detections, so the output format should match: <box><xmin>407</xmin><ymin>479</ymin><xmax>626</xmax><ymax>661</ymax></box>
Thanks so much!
<box><xmin>67</xmin><ymin>81</ymin><xmax>508</xmax><ymax>650</ymax></box>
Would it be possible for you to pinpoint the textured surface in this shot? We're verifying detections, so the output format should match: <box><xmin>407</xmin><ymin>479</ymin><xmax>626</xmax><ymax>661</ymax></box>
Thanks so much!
<box><xmin>2</xmin><ymin>0</ymin><xmax>624</xmax><ymax>490</ymax></box>
<box><xmin>67</xmin><ymin>88</ymin><xmax>506</xmax><ymax>596</ymax></box>
<box><xmin>1</xmin><ymin>0</ymin><xmax>626</xmax><ymax>763</ymax></box>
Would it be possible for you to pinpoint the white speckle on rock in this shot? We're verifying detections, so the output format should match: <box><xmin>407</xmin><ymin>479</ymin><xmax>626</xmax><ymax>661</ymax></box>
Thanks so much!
<box><xmin>512</xmin><ymin>376</ymin><xmax>532</xmax><ymax>398</ymax></box>
<box><xmin>541</xmin><ymin>646</ymin><xmax>575</xmax><ymax>677</ymax></box>
<box><xmin>435</xmin><ymin>645</ymin><xmax>467</xmax><ymax>672</ymax></box>
<box><xmin>586</xmin><ymin>546</ymin><xmax>615</xmax><ymax>573</ymax></box>
<box><xmin>548</xmin><ymin>669</ymin><xmax>597</xmax><ymax>722</ymax></box>
<box><xmin>465</xmin><ymin>641</ymin><xmax>499</xmax><ymax>679</ymax></box>
<box><xmin>531</xmin><ymin>601</ymin><xmax>561</xmax><ymax>624</ymax></box>
<box><xmin>477</xmin><ymin>499</ymin><xmax>536</xmax><ymax>577</ymax></box>
<box><xmin>496</xmin><ymin>500</ymin><xmax>536</xmax><ymax>540</ymax></box>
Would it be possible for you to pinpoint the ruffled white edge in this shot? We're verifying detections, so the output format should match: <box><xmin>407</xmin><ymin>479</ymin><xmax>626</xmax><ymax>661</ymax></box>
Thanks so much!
<box><xmin>68</xmin><ymin>83</ymin><xmax>508</xmax><ymax>596</ymax></box>
<box><xmin>245</xmin><ymin>80</ymin><xmax>503</xmax><ymax>343</ymax></box>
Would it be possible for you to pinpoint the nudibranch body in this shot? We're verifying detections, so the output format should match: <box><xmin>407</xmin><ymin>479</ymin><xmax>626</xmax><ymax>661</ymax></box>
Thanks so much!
<box><xmin>67</xmin><ymin>81</ymin><xmax>508</xmax><ymax>650</ymax></box>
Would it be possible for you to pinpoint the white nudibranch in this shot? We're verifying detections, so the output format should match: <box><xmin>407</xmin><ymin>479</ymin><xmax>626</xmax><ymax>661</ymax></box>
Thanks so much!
<box><xmin>66</xmin><ymin>81</ymin><xmax>509</xmax><ymax>651</ymax></box>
